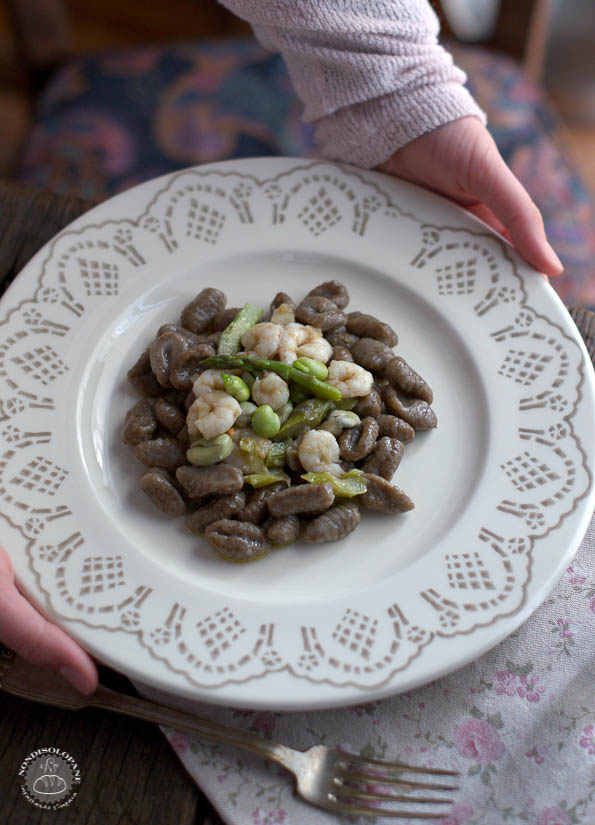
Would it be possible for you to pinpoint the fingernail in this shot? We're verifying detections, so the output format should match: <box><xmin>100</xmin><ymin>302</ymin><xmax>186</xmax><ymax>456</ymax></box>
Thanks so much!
<box><xmin>545</xmin><ymin>243</ymin><xmax>563</xmax><ymax>274</ymax></box>
<box><xmin>59</xmin><ymin>666</ymin><xmax>90</xmax><ymax>694</ymax></box>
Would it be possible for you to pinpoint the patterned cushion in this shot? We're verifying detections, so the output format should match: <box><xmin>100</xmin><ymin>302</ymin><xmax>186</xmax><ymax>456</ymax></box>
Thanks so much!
<box><xmin>16</xmin><ymin>38</ymin><xmax>594</xmax><ymax>307</ymax></box>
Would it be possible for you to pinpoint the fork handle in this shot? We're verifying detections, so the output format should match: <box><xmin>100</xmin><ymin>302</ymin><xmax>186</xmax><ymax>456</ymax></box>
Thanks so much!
<box><xmin>90</xmin><ymin>684</ymin><xmax>297</xmax><ymax>767</ymax></box>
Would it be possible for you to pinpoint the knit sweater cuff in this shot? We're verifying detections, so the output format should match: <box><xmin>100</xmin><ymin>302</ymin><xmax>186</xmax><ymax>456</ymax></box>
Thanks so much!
<box><xmin>314</xmin><ymin>81</ymin><xmax>487</xmax><ymax>169</ymax></box>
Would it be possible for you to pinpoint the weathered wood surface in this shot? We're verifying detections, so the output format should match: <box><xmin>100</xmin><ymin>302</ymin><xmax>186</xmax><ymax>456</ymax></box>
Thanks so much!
<box><xmin>0</xmin><ymin>181</ymin><xmax>223</xmax><ymax>825</ymax></box>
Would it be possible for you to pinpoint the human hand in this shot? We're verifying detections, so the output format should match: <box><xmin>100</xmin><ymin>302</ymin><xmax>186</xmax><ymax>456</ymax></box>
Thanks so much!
<box><xmin>0</xmin><ymin>546</ymin><xmax>98</xmax><ymax>694</ymax></box>
<box><xmin>377</xmin><ymin>116</ymin><xmax>563</xmax><ymax>277</ymax></box>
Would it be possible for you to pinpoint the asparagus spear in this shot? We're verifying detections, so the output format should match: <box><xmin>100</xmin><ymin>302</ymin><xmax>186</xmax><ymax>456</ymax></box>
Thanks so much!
<box><xmin>199</xmin><ymin>354</ymin><xmax>342</xmax><ymax>401</ymax></box>
<box><xmin>275</xmin><ymin>398</ymin><xmax>336</xmax><ymax>440</ymax></box>
<box><xmin>217</xmin><ymin>304</ymin><xmax>263</xmax><ymax>356</ymax></box>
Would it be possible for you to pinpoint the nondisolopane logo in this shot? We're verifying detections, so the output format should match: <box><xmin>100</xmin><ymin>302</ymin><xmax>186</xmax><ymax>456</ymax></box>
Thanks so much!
<box><xmin>19</xmin><ymin>747</ymin><xmax>80</xmax><ymax>809</ymax></box>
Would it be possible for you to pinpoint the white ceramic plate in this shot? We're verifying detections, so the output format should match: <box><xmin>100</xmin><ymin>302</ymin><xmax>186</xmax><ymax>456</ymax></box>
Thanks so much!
<box><xmin>1</xmin><ymin>158</ymin><xmax>594</xmax><ymax>711</ymax></box>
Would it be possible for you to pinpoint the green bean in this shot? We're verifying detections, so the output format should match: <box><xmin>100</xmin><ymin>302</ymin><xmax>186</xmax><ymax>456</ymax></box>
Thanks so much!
<box><xmin>293</xmin><ymin>357</ymin><xmax>328</xmax><ymax>380</ymax></box>
<box><xmin>301</xmin><ymin>469</ymin><xmax>367</xmax><ymax>497</ymax></box>
<box><xmin>335</xmin><ymin>398</ymin><xmax>357</xmax><ymax>410</ymax></box>
<box><xmin>186</xmin><ymin>434</ymin><xmax>233</xmax><ymax>466</ymax></box>
<box><xmin>217</xmin><ymin>304</ymin><xmax>263</xmax><ymax>356</ymax></box>
<box><xmin>251</xmin><ymin>405</ymin><xmax>281</xmax><ymax>438</ymax></box>
<box><xmin>236</xmin><ymin>401</ymin><xmax>257</xmax><ymax>427</ymax></box>
<box><xmin>266</xmin><ymin>441</ymin><xmax>290</xmax><ymax>469</ymax></box>
<box><xmin>199</xmin><ymin>354</ymin><xmax>342</xmax><ymax>401</ymax></box>
<box><xmin>221</xmin><ymin>373</ymin><xmax>250</xmax><ymax>401</ymax></box>
<box><xmin>275</xmin><ymin>398</ymin><xmax>335</xmax><ymax>440</ymax></box>
<box><xmin>276</xmin><ymin>401</ymin><xmax>293</xmax><ymax>425</ymax></box>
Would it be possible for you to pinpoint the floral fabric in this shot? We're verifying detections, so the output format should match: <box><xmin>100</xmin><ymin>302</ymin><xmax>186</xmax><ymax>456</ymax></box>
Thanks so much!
<box><xmin>133</xmin><ymin>513</ymin><xmax>595</xmax><ymax>825</ymax></box>
<box><xmin>15</xmin><ymin>38</ymin><xmax>595</xmax><ymax>308</ymax></box>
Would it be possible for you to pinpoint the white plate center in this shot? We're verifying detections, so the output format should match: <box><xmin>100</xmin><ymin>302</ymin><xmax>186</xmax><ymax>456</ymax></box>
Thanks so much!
<box><xmin>78</xmin><ymin>250</ymin><xmax>489</xmax><ymax>604</ymax></box>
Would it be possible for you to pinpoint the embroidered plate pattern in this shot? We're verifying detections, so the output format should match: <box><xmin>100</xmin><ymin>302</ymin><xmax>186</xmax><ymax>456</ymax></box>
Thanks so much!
<box><xmin>0</xmin><ymin>162</ymin><xmax>591</xmax><ymax>694</ymax></box>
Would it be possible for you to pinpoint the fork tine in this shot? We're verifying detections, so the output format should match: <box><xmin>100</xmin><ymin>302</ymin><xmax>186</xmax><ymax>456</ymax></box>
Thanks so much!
<box><xmin>326</xmin><ymin>798</ymin><xmax>451</xmax><ymax>819</ymax></box>
<box><xmin>333</xmin><ymin>782</ymin><xmax>454</xmax><ymax>805</ymax></box>
<box><xmin>346</xmin><ymin>755</ymin><xmax>460</xmax><ymax>777</ymax></box>
<box><xmin>338</xmin><ymin>768</ymin><xmax>460</xmax><ymax>792</ymax></box>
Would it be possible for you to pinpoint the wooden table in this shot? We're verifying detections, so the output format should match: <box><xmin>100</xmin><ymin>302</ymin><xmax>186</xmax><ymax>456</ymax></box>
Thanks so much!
<box><xmin>0</xmin><ymin>182</ymin><xmax>222</xmax><ymax>825</ymax></box>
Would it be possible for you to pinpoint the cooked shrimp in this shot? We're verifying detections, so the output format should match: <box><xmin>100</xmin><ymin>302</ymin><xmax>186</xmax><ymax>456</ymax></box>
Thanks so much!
<box><xmin>241</xmin><ymin>323</ymin><xmax>283</xmax><ymax>359</ymax></box>
<box><xmin>270</xmin><ymin>302</ymin><xmax>295</xmax><ymax>326</ymax></box>
<box><xmin>278</xmin><ymin>322</ymin><xmax>326</xmax><ymax>364</ymax></box>
<box><xmin>298</xmin><ymin>429</ymin><xmax>344</xmax><ymax>475</ymax></box>
<box><xmin>187</xmin><ymin>390</ymin><xmax>241</xmax><ymax>439</ymax></box>
<box><xmin>192</xmin><ymin>368</ymin><xmax>225</xmax><ymax>398</ymax></box>
<box><xmin>326</xmin><ymin>360</ymin><xmax>374</xmax><ymax>398</ymax></box>
<box><xmin>251</xmin><ymin>371</ymin><xmax>290</xmax><ymax>410</ymax></box>
<box><xmin>277</xmin><ymin>323</ymin><xmax>306</xmax><ymax>364</ymax></box>
<box><xmin>297</xmin><ymin>332</ymin><xmax>333</xmax><ymax>364</ymax></box>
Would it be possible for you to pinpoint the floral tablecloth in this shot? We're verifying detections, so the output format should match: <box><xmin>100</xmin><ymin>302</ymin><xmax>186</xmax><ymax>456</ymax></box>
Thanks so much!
<box><xmin>132</xmin><ymin>514</ymin><xmax>595</xmax><ymax>825</ymax></box>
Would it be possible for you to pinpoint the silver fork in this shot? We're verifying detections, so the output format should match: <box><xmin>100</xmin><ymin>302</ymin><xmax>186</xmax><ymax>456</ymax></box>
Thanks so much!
<box><xmin>0</xmin><ymin>646</ymin><xmax>459</xmax><ymax>819</ymax></box>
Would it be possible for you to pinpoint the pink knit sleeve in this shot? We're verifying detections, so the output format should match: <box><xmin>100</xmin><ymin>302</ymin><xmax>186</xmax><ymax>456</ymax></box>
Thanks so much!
<box><xmin>218</xmin><ymin>0</ymin><xmax>486</xmax><ymax>167</ymax></box>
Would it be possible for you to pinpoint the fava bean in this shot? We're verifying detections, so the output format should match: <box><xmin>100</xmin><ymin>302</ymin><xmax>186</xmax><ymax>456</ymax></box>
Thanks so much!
<box><xmin>186</xmin><ymin>433</ymin><xmax>233</xmax><ymax>466</ymax></box>
<box><xmin>236</xmin><ymin>401</ymin><xmax>257</xmax><ymax>427</ymax></box>
<box><xmin>318</xmin><ymin>409</ymin><xmax>360</xmax><ymax>436</ymax></box>
<box><xmin>251</xmin><ymin>405</ymin><xmax>281</xmax><ymax>438</ymax></box>
<box><xmin>221</xmin><ymin>373</ymin><xmax>251</xmax><ymax>401</ymax></box>
<box><xmin>293</xmin><ymin>357</ymin><xmax>328</xmax><ymax>380</ymax></box>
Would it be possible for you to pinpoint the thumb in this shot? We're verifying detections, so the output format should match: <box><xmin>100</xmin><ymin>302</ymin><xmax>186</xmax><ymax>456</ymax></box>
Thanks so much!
<box><xmin>0</xmin><ymin>548</ymin><xmax>98</xmax><ymax>694</ymax></box>
<box><xmin>467</xmin><ymin>135</ymin><xmax>563</xmax><ymax>277</ymax></box>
